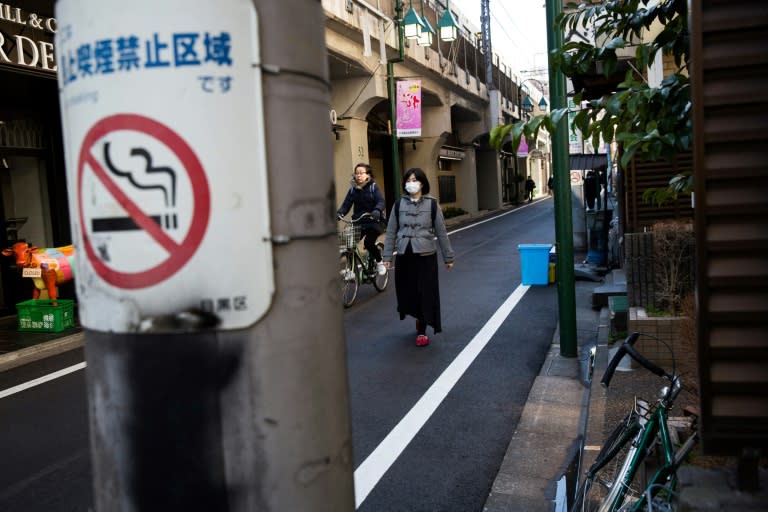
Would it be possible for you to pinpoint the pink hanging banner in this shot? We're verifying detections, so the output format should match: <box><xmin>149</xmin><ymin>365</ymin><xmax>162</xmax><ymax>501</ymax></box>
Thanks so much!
<box><xmin>396</xmin><ymin>80</ymin><xmax>422</xmax><ymax>138</ymax></box>
<box><xmin>517</xmin><ymin>136</ymin><xmax>529</xmax><ymax>157</ymax></box>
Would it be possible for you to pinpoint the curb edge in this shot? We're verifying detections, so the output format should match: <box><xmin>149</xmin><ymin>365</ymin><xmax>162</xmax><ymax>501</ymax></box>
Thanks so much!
<box><xmin>0</xmin><ymin>332</ymin><xmax>85</xmax><ymax>372</ymax></box>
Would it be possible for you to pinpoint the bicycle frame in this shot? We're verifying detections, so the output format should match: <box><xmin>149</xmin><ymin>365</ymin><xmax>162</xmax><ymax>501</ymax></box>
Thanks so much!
<box><xmin>350</xmin><ymin>239</ymin><xmax>388</xmax><ymax>288</ymax></box>
<box><xmin>345</xmin><ymin>245</ymin><xmax>372</xmax><ymax>283</ymax></box>
<box><xmin>574</xmin><ymin>333</ymin><xmax>699</xmax><ymax>512</ymax></box>
<box><xmin>338</xmin><ymin>215</ymin><xmax>388</xmax><ymax>307</ymax></box>
<box><xmin>596</xmin><ymin>402</ymin><xmax>678</xmax><ymax>512</ymax></box>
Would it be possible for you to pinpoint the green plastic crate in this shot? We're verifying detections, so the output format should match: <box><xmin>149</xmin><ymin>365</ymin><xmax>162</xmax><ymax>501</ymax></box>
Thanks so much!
<box><xmin>608</xmin><ymin>295</ymin><xmax>628</xmax><ymax>313</ymax></box>
<box><xmin>16</xmin><ymin>299</ymin><xmax>75</xmax><ymax>332</ymax></box>
<box><xmin>608</xmin><ymin>295</ymin><xmax>628</xmax><ymax>336</ymax></box>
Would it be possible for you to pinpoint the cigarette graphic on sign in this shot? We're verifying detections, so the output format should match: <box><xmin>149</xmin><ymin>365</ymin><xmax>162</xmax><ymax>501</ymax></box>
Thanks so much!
<box><xmin>92</xmin><ymin>142</ymin><xmax>178</xmax><ymax>232</ymax></box>
<box><xmin>91</xmin><ymin>214</ymin><xmax>178</xmax><ymax>231</ymax></box>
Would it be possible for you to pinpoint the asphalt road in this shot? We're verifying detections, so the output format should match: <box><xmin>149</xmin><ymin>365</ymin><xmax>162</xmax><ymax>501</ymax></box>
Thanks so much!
<box><xmin>0</xmin><ymin>348</ymin><xmax>90</xmax><ymax>511</ymax></box>
<box><xmin>0</xmin><ymin>199</ymin><xmax>559</xmax><ymax>511</ymax></box>
<box><xmin>348</xmin><ymin>199</ymin><xmax>558</xmax><ymax>511</ymax></box>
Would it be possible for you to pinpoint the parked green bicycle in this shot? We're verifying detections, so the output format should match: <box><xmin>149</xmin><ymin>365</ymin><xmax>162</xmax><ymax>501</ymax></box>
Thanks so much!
<box><xmin>338</xmin><ymin>213</ymin><xmax>388</xmax><ymax>307</ymax></box>
<box><xmin>571</xmin><ymin>332</ymin><xmax>699</xmax><ymax>512</ymax></box>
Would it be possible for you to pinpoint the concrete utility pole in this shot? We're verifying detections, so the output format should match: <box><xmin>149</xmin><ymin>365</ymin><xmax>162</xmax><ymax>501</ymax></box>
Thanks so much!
<box><xmin>546</xmin><ymin>0</ymin><xmax>577</xmax><ymax>357</ymax></box>
<box><xmin>55</xmin><ymin>0</ymin><xmax>355</xmax><ymax>510</ymax></box>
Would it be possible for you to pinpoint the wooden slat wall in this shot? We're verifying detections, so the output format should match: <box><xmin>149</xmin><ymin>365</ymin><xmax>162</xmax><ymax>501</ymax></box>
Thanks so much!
<box><xmin>692</xmin><ymin>0</ymin><xmax>768</xmax><ymax>455</ymax></box>
<box><xmin>624</xmin><ymin>153</ymin><xmax>694</xmax><ymax>234</ymax></box>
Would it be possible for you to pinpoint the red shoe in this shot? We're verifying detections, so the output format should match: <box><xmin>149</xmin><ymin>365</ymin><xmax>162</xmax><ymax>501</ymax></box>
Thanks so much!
<box><xmin>416</xmin><ymin>335</ymin><xmax>429</xmax><ymax>347</ymax></box>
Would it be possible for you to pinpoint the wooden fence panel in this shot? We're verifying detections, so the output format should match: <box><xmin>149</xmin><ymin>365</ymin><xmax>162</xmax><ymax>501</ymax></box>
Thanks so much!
<box><xmin>692</xmin><ymin>0</ymin><xmax>768</xmax><ymax>456</ymax></box>
<box><xmin>624</xmin><ymin>233</ymin><xmax>655</xmax><ymax>309</ymax></box>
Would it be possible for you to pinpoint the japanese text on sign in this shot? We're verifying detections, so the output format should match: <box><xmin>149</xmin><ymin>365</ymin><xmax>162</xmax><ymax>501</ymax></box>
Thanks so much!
<box><xmin>58</xmin><ymin>30</ymin><xmax>232</xmax><ymax>86</ymax></box>
<box><xmin>396</xmin><ymin>79</ymin><xmax>422</xmax><ymax>138</ymax></box>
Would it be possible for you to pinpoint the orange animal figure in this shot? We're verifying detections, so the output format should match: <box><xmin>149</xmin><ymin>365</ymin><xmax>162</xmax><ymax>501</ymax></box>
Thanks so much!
<box><xmin>2</xmin><ymin>242</ymin><xmax>75</xmax><ymax>301</ymax></box>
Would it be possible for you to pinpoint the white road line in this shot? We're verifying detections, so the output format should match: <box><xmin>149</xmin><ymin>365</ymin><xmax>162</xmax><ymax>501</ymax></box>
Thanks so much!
<box><xmin>447</xmin><ymin>201</ymin><xmax>537</xmax><ymax>235</ymax></box>
<box><xmin>0</xmin><ymin>362</ymin><xmax>86</xmax><ymax>400</ymax></box>
<box><xmin>353</xmin><ymin>284</ymin><xmax>530</xmax><ymax>508</ymax></box>
<box><xmin>0</xmin><ymin>207</ymin><xmax>533</xmax><ymax>490</ymax></box>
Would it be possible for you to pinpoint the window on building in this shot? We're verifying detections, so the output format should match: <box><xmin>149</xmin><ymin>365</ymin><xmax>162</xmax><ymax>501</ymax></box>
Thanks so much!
<box><xmin>437</xmin><ymin>158</ymin><xmax>452</xmax><ymax>171</ymax></box>
<box><xmin>438</xmin><ymin>175</ymin><xmax>456</xmax><ymax>203</ymax></box>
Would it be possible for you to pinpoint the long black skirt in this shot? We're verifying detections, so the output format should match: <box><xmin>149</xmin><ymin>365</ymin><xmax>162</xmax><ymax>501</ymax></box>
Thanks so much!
<box><xmin>394</xmin><ymin>245</ymin><xmax>441</xmax><ymax>334</ymax></box>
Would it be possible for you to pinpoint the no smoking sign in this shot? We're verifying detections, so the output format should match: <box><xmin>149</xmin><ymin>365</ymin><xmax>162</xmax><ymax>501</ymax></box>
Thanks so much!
<box><xmin>78</xmin><ymin>114</ymin><xmax>210</xmax><ymax>289</ymax></box>
<box><xmin>57</xmin><ymin>0</ymin><xmax>274</xmax><ymax>332</ymax></box>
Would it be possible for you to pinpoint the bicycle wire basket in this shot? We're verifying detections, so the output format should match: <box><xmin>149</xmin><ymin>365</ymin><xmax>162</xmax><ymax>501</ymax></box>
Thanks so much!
<box><xmin>339</xmin><ymin>224</ymin><xmax>361</xmax><ymax>251</ymax></box>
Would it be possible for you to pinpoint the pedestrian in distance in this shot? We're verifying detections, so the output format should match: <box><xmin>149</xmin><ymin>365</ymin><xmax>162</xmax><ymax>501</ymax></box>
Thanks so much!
<box><xmin>584</xmin><ymin>170</ymin><xmax>598</xmax><ymax>210</ymax></box>
<box><xmin>547</xmin><ymin>175</ymin><xmax>554</xmax><ymax>196</ymax></box>
<box><xmin>525</xmin><ymin>175</ymin><xmax>536</xmax><ymax>202</ymax></box>
<box><xmin>337</xmin><ymin>163</ymin><xmax>387</xmax><ymax>276</ymax></box>
<box><xmin>382</xmin><ymin>168</ymin><xmax>455</xmax><ymax>347</ymax></box>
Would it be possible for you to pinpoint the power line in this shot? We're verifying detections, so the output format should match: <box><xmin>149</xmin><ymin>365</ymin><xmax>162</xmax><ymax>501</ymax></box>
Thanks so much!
<box><xmin>488</xmin><ymin>1</ymin><xmax>548</xmax><ymax>70</ymax></box>
<box><xmin>490</xmin><ymin>12</ymin><xmax>516</xmax><ymax>45</ymax></box>
<box><xmin>489</xmin><ymin>12</ymin><xmax>532</xmax><ymax>70</ymax></box>
<box><xmin>495</xmin><ymin>1</ymin><xmax>529</xmax><ymax>44</ymax></box>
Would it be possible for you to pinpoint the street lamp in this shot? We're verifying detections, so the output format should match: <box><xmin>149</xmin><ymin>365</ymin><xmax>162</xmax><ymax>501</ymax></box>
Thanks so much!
<box><xmin>437</xmin><ymin>0</ymin><xmax>459</xmax><ymax>42</ymax></box>
<box><xmin>406</xmin><ymin>0</ymin><xmax>458</xmax><ymax>46</ymax></box>
<box><xmin>517</xmin><ymin>77</ymin><xmax>548</xmax><ymax>120</ymax></box>
<box><xmin>521</xmin><ymin>95</ymin><xmax>534</xmax><ymax>116</ymax></box>
<box><xmin>403</xmin><ymin>1</ymin><xmax>424</xmax><ymax>39</ymax></box>
<box><xmin>417</xmin><ymin>0</ymin><xmax>434</xmax><ymax>47</ymax></box>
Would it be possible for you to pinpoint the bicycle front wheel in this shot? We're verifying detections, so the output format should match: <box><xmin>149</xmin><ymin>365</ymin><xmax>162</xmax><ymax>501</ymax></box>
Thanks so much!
<box><xmin>571</xmin><ymin>412</ymin><xmax>642</xmax><ymax>512</ymax></box>
<box><xmin>372</xmin><ymin>243</ymin><xmax>389</xmax><ymax>291</ymax></box>
<box><xmin>340</xmin><ymin>251</ymin><xmax>359</xmax><ymax>307</ymax></box>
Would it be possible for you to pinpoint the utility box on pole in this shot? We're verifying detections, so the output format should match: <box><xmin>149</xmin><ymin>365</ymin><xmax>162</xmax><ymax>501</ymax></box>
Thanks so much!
<box><xmin>56</xmin><ymin>0</ymin><xmax>355</xmax><ymax>510</ymax></box>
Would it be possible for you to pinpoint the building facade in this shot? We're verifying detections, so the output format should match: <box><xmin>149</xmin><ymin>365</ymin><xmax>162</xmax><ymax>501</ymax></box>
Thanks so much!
<box><xmin>323</xmin><ymin>0</ymin><xmax>550</xmax><ymax>215</ymax></box>
<box><xmin>0</xmin><ymin>1</ymin><xmax>72</xmax><ymax>314</ymax></box>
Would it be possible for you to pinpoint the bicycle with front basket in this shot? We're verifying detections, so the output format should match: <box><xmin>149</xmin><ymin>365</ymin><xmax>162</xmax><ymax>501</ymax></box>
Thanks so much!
<box><xmin>338</xmin><ymin>213</ymin><xmax>388</xmax><ymax>307</ymax></box>
<box><xmin>571</xmin><ymin>332</ymin><xmax>699</xmax><ymax>512</ymax></box>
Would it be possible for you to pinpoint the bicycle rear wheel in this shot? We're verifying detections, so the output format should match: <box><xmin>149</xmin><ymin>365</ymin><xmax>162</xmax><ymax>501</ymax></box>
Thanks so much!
<box><xmin>571</xmin><ymin>411</ymin><xmax>642</xmax><ymax>512</ymax></box>
<box><xmin>340</xmin><ymin>251</ymin><xmax>359</xmax><ymax>307</ymax></box>
<box><xmin>372</xmin><ymin>242</ymin><xmax>388</xmax><ymax>291</ymax></box>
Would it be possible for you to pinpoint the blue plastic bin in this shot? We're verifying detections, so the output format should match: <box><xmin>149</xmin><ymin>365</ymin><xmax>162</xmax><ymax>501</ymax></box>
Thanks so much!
<box><xmin>518</xmin><ymin>244</ymin><xmax>553</xmax><ymax>285</ymax></box>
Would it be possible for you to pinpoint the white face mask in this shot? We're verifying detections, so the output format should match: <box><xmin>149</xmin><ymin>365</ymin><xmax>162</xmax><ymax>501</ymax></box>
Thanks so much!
<box><xmin>405</xmin><ymin>181</ymin><xmax>421</xmax><ymax>195</ymax></box>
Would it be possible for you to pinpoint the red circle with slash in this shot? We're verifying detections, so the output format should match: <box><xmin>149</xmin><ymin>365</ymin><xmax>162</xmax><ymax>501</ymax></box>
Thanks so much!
<box><xmin>77</xmin><ymin>113</ymin><xmax>210</xmax><ymax>289</ymax></box>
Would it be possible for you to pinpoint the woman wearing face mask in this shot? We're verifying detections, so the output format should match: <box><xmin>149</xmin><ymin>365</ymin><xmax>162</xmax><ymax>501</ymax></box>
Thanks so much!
<box><xmin>382</xmin><ymin>168</ymin><xmax>455</xmax><ymax>347</ymax></box>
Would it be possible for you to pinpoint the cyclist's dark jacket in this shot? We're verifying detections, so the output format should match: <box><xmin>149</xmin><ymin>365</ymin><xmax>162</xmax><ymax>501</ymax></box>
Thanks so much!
<box><xmin>336</xmin><ymin>178</ymin><xmax>385</xmax><ymax>230</ymax></box>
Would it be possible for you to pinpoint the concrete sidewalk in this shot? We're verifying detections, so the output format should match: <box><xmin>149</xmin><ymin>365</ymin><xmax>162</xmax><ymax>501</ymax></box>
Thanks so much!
<box><xmin>483</xmin><ymin>275</ymin><xmax>768</xmax><ymax>512</ymax></box>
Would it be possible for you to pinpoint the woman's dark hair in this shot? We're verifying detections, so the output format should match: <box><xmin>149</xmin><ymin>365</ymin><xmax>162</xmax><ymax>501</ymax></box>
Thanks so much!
<box><xmin>353</xmin><ymin>162</ymin><xmax>373</xmax><ymax>176</ymax></box>
<box><xmin>402</xmin><ymin>167</ymin><xmax>430</xmax><ymax>194</ymax></box>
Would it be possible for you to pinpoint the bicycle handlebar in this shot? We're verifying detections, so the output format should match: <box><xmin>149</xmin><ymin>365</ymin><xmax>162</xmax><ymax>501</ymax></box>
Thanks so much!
<box><xmin>601</xmin><ymin>332</ymin><xmax>671</xmax><ymax>388</ymax></box>
<box><xmin>338</xmin><ymin>212</ymin><xmax>374</xmax><ymax>223</ymax></box>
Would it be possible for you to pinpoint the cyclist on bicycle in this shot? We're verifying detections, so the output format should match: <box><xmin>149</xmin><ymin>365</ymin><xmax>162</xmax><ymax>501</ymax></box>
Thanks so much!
<box><xmin>337</xmin><ymin>163</ymin><xmax>387</xmax><ymax>276</ymax></box>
